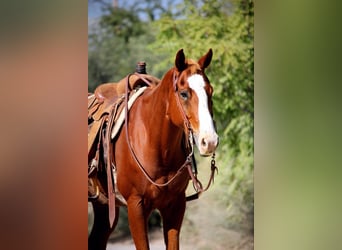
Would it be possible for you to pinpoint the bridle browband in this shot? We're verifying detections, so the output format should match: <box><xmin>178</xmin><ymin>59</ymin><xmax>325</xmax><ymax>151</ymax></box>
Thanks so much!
<box><xmin>123</xmin><ymin>71</ymin><xmax>217</xmax><ymax>199</ymax></box>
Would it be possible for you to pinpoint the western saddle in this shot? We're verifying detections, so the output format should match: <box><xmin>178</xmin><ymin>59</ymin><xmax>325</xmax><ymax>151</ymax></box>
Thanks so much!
<box><xmin>88</xmin><ymin>72</ymin><xmax>160</xmax><ymax>209</ymax></box>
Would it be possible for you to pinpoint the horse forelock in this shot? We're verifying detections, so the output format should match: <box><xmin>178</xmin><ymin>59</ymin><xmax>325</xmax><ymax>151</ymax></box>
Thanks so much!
<box><xmin>186</xmin><ymin>59</ymin><xmax>202</xmax><ymax>75</ymax></box>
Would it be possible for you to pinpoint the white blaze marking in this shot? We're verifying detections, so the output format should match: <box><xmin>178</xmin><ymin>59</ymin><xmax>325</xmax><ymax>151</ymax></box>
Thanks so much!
<box><xmin>187</xmin><ymin>74</ymin><xmax>216</xmax><ymax>136</ymax></box>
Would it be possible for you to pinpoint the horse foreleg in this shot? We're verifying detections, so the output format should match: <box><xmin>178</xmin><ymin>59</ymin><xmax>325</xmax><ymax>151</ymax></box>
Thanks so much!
<box><xmin>160</xmin><ymin>197</ymin><xmax>186</xmax><ymax>250</ymax></box>
<box><xmin>88</xmin><ymin>203</ymin><xmax>119</xmax><ymax>250</ymax></box>
<box><xmin>127</xmin><ymin>196</ymin><xmax>150</xmax><ymax>250</ymax></box>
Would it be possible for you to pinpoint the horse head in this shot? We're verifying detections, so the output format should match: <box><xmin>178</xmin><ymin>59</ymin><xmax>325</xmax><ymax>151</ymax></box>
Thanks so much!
<box><xmin>171</xmin><ymin>49</ymin><xmax>219</xmax><ymax>156</ymax></box>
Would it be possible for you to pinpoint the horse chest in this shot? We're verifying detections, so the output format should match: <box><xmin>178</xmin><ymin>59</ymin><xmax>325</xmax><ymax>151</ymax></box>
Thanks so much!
<box><xmin>145</xmin><ymin>172</ymin><xmax>189</xmax><ymax>205</ymax></box>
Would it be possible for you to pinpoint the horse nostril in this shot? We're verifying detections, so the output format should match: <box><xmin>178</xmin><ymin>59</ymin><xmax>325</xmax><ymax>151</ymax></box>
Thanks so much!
<box><xmin>201</xmin><ymin>138</ymin><xmax>207</xmax><ymax>147</ymax></box>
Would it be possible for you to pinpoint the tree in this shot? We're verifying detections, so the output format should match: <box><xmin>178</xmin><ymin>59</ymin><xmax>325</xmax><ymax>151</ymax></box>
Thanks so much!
<box><xmin>88</xmin><ymin>1</ymin><xmax>163</xmax><ymax>91</ymax></box>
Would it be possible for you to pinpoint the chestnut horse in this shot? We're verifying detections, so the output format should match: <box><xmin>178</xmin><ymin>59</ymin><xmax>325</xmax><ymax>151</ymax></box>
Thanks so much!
<box><xmin>88</xmin><ymin>49</ymin><xmax>218</xmax><ymax>250</ymax></box>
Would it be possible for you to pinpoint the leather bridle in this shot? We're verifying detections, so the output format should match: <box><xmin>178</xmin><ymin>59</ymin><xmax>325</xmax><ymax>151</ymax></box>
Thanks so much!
<box><xmin>172</xmin><ymin>71</ymin><xmax>218</xmax><ymax>199</ymax></box>
<box><xmin>123</xmin><ymin>72</ymin><xmax>217</xmax><ymax>199</ymax></box>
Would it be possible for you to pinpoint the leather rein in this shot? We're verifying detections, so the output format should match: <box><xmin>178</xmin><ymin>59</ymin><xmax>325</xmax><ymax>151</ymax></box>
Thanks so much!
<box><xmin>124</xmin><ymin>72</ymin><xmax>218</xmax><ymax>200</ymax></box>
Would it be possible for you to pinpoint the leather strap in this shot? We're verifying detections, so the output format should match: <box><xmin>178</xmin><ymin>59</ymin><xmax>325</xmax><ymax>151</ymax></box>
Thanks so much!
<box><xmin>173</xmin><ymin>72</ymin><xmax>192</xmax><ymax>149</ymax></box>
<box><xmin>172</xmin><ymin>71</ymin><xmax>218</xmax><ymax>200</ymax></box>
<box><xmin>185</xmin><ymin>153</ymin><xmax>218</xmax><ymax>201</ymax></box>
<box><xmin>106</xmin><ymin>104</ymin><xmax>119</xmax><ymax>227</ymax></box>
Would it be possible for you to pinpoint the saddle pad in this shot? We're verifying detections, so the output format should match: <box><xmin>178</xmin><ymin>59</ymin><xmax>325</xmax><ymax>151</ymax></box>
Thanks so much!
<box><xmin>111</xmin><ymin>86</ymin><xmax>147</xmax><ymax>139</ymax></box>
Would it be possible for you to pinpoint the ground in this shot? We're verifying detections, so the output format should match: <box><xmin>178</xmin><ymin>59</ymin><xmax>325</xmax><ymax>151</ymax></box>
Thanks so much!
<box><xmin>89</xmin><ymin>158</ymin><xmax>254</xmax><ymax>250</ymax></box>
<box><xmin>107</xmin><ymin>227</ymin><xmax>253</xmax><ymax>250</ymax></box>
<box><xmin>95</xmin><ymin>190</ymin><xmax>253</xmax><ymax>250</ymax></box>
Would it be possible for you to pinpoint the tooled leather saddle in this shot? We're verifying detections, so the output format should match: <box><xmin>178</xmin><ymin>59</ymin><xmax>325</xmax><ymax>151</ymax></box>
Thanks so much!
<box><xmin>88</xmin><ymin>73</ymin><xmax>160</xmax><ymax>212</ymax></box>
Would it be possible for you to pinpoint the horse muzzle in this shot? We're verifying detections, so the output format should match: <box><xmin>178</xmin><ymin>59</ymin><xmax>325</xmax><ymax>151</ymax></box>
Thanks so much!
<box><xmin>195</xmin><ymin>132</ymin><xmax>219</xmax><ymax>156</ymax></box>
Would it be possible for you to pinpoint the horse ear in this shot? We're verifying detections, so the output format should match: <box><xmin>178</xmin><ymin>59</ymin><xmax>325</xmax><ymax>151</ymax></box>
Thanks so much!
<box><xmin>198</xmin><ymin>48</ymin><xmax>213</xmax><ymax>70</ymax></box>
<box><xmin>175</xmin><ymin>49</ymin><xmax>187</xmax><ymax>72</ymax></box>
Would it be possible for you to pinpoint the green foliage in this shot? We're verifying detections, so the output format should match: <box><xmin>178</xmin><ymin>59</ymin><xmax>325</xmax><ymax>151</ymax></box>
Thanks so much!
<box><xmin>100</xmin><ymin>7</ymin><xmax>145</xmax><ymax>43</ymax></box>
<box><xmin>88</xmin><ymin>7</ymin><xmax>165</xmax><ymax>92</ymax></box>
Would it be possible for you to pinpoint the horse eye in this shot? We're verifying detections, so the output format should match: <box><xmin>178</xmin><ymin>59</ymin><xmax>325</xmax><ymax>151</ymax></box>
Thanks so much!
<box><xmin>179</xmin><ymin>90</ymin><xmax>189</xmax><ymax>100</ymax></box>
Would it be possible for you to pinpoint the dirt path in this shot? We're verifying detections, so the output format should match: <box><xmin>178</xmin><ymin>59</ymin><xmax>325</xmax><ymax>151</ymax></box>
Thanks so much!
<box><xmin>92</xmin><ymin>191</ymin><xmax>254</xmax><ymax>250</ymax></box>
<box><xmin>92</xmin><ymin>158</ymin><xmax>254</xmax><ymax>250</ymax></box>
<box><xmin>106</xmin><ymin>227</ymin><xmax>253</xmax><ymax>250</ymax></box>
<box><xmin>106</xmin><ymin>229</ymin><xmax>165</xmax><ymax>250</ymax></box>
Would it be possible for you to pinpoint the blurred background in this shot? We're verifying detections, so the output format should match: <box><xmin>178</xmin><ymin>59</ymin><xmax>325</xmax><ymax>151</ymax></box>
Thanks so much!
<box><xmin>88</xmin><ymin>0</ymin><xmax>254</xmax><ymax>249</ymax></box>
